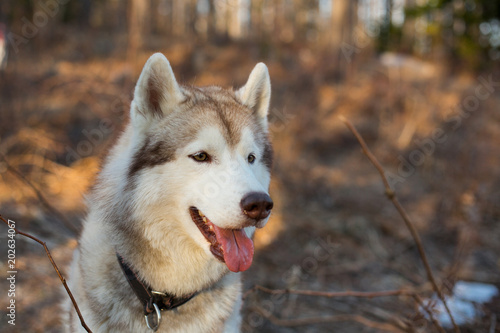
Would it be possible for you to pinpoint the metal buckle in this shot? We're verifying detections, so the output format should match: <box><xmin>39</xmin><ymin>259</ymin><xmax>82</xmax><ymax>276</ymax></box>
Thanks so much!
<box><xmin>144</xmin><ymin>302</ymin><xmax>161</xmax><ymax>331</ymax></box>
<box><xmin>151</xmin><ymin>290</ymin><xmax>167</xmax><ymax>297</ymax></box>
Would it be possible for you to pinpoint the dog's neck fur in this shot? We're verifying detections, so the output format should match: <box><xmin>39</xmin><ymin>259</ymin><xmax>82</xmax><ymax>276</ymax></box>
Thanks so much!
<box><xmin>75</xmin><ymin>210</ymin><xmax>241</xmax><ymax>331</ymax></box>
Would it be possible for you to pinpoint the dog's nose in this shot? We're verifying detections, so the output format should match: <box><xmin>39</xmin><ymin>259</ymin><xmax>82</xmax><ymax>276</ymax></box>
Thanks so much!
<box><xmin>241</xmin><ymin>192</ymin><xmax>273</xmax><ymax>221</ymax></box>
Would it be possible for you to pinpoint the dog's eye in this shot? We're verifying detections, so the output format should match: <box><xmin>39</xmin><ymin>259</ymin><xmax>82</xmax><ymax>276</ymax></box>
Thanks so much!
<box><xmin>191</xmin><ymin>152</ymin><xmax>210</xmax><ymax>162</ymax></box>
<box><xmin>247</xmin><ymin>153</ymin><xmax>256</xmax><ymax>164</ymax></box>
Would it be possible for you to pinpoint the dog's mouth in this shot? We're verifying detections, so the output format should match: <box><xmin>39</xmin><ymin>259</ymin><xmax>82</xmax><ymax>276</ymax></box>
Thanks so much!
<box><xmin>189</xmin><ymin>207</ymin><xmax>254</xmax><ymax>273</ymax></box>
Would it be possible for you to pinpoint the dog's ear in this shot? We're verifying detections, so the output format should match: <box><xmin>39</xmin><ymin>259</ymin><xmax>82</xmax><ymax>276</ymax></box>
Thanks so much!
<box><xmin>131</xmin><ymin>53</ymin><xmax>183</xmax><ymax>130</ymax></box>
<box><xmin>237</xmin><ymin>63</ymin><xmax>271</xmax><ymax>129</ymax></box>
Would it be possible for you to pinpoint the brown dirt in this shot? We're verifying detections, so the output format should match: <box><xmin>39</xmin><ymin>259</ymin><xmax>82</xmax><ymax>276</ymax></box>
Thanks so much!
<box><xmin>1</xmin><ymin>34</ymin><xmax>499</xmax><ymax>332</ymax></box>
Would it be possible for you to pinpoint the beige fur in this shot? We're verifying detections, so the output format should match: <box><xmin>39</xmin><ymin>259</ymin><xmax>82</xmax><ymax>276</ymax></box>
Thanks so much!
<box><xmin>62</xmin><ymin>53</ymin><xmax>272</xmax><ymax>332</ymax></box>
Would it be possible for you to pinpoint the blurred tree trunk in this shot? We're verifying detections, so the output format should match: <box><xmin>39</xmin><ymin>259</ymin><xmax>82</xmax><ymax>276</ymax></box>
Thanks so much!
<box><xmin>274</xmin><ymin>0</ymin><xmax>284</xmax><ymax>42</ymax></box>
<box><xmin>401</xmin><ymin>0</ymin><xmax>416</xmax><ymax>53</ymax></box>
<box><xmin>128</xmin><ymin>0</ymin><xmax>150</xmax><ymax>61</ymax></box>
<box><xmin>172</xmin><ymin>0</ymin><xmax>185</xmax><ymax>36</ymax></box>
<box><xmin>150</xmin><ymin>0</ymin><xmax>159</xmax><ymax>34</ymax></box>
<box><xmin>78</xmin><ymin>0</ymin><xmax>91</xmax><ymax>27</ymax></box>
<box><xmin>273</xmin><ymin>0</ymin><xmax>294</xmax><ymax>44</ymax></box>
<box><xmin>215</xmin><ymin>1</ymin><xmax>229</xmax><ymax>41</ymax></box>
<box><xmin>227</xmin><ymin>0</ymin><xmax>245</xmax><ymax>39</ymax></box>
<box><xmin>207</xmin><ymin>0</ymin><xmax>216</xmax><ymax>39</ymax></box>
<box><xmin>378</xmin><ymin>0</ymin><xmax>393</xmax><ymax>51</ymax></box>
<box><xmin>282</xmin><ymin>0</ymin><xmax>295</xmax><ymax>43</ymax></box>
<box><xmin>294</xmin><ymin>0</ymin><xmax>307</xmax><ymax>41</ymax></box>
<box><xmin>153</xmin><ymin>0</ymin><xmax>173</xmax><ymax>35</ymax></box>
<box><xmin>331</xmin><ymin>0</ymin><xmax>357</xmax><ymax>79</ymax></box>
<box><xmin>250</xmin><ymin>0</ymin><xmax>263</xmax><ymax>40</ymax></box>
<box><xmin>32</xmin><ymin>0</ymin><xmax>63</xmax><ymax>49</ymax></box>
<box><xmin>187</xmin><ymin>0</ymin><xmax>198</xmax><ymax>37</ymax></box>
<box><xmin>331</xmin><ymin>0</ymin><xmax>347</xmax><ymax>48</ymax></box>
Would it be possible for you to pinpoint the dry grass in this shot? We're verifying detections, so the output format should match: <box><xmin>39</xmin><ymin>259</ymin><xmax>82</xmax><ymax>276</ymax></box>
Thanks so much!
<box><xmin>0</xmin><ymin>36</ymin><xmax>499</xmax><ymax>332</ymax></box>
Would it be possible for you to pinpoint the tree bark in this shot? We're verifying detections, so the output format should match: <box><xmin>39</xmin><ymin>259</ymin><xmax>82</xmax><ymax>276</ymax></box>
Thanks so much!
<box><xmin>128</xmin><ymin>0</ymin><xmax>150</xmax><ymax>61</ymax></box>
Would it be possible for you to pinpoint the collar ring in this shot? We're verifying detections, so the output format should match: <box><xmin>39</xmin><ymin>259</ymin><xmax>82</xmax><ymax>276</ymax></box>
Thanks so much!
<box><xmin>144</xmin><ymin>302</ymin><xmax>161</xmax><ymax>331</ymax></box>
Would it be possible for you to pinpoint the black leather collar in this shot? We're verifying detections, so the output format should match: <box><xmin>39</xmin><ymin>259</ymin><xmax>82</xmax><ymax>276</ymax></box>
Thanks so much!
<box><xmin>116</xmin><ymin>253</ymin><xmax>197</xmax><ymax>331</ymax></box>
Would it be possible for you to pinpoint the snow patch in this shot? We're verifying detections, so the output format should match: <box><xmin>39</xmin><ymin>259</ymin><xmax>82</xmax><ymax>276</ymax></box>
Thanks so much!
<box><xmin>421</xmin><ymin>281</ymin><xmax>498</xmax><ymax>328</ymax></box>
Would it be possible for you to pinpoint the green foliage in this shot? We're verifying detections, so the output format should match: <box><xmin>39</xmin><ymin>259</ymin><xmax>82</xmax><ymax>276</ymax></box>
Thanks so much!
<box><xmin>381</xmin><ymin>0</ymin><xmax>500</xmax><ymax>68</ymax></box>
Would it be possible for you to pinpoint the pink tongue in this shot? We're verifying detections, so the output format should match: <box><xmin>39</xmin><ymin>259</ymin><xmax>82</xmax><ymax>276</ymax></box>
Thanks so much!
<box><xmin>213</xmin><ymin>226</ymin><xmax>254</xmax><ymax>272</ymax></box>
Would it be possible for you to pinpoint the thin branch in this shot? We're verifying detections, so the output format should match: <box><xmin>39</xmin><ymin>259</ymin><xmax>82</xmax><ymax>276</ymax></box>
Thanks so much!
<box><xmin>244</xmin><ymin>285</ymin><xmax>416</xmax><ymax>300</ymax></box>
<box><xmin>251</xmin><ymin>306</ymin><xmax>404</xmax><ymax>332</ymax></box>
<box><xmin>0</xmin><ymin>215</ymin><xmax>92</xmax><ymax>333</ymax></box>
<box><xmin>0</xmin><ymin>153</ymin><xmax>78</xmax><ymax>234</ymax></box>
<box><xmin>412</xmin><ymin>294</ymin><xmax>446</xmax><ymax>333</ymax></box>
<box><xmin>339</xmin><ymin>115</ymin><xmax>460</xmax><ymax>333</ymax></box>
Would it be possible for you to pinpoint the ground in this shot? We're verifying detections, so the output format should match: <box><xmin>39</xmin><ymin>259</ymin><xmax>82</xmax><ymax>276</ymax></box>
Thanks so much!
<box><xmin>0</xmin><ymin>35</ymin><xmax>499</xmax><ymax>332</ymax></box>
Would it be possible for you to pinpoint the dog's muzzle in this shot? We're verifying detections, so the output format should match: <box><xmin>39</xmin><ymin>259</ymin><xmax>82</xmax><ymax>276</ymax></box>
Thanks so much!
<box><xmin>189</xmin><ymin>192</ymin><xmax>273</xmax><ymax>273</ymax></box>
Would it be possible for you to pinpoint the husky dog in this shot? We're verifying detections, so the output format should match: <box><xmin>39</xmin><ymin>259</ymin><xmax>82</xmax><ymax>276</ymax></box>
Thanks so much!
<box><xmin>62</xmin><ymin>53</ymin><xmax>273</xmax><ymax>332</ymax></box>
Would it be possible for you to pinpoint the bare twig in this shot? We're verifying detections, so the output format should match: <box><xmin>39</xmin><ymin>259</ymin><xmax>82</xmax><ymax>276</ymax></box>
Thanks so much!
<box><xmin>0</xmin><ymin>153</ymin><xmax>78</xmax><ymax>234</ymax></box>
<box><xmin>412</xmin><ymin>293</ymin><xmax>446</xmax><ymax>333</ymax></box>
<box><xmin>0</xmin><ymin>215</ymin><xmax>92</xmax><ymax>333</ymax></box>
<box><xmin>251</xmin><ymin>306</ymin><xmax>404</xmax><ymax>332</ymax></box>
<box><xmin>339</xmin><ymin>115</ymin><xmax>460</xmax><ymax>333</ymax></box>
<box><xmin>244</xmin><ymin>284</ymin><xmax>416</xmax><ymax>300</ymax></box>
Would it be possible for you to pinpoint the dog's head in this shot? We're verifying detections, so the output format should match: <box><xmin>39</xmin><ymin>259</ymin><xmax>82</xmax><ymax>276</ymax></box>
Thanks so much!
<box><xmin>127</xmin><ymin>53</ymin><xmax>273</xmax><ymax>273</ymax></box>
